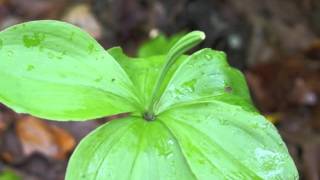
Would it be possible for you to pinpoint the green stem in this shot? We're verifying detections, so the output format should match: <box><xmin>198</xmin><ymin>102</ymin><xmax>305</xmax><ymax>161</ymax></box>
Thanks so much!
<box><xmin>144</xmin><ymin>31</ymin><xmax>205</xmax><ymax>120</ymax></box>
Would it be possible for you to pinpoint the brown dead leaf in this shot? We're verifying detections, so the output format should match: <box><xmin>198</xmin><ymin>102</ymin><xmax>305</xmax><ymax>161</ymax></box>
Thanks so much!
<box><xmin>247</xmin><ymin>56</ymin><xmax>320</xmax><ymax>113</ymax></box>
<box><xmin>49</xmin><ymin>125</ymin><xmax>75</xmax><ymax>160</ymax></box>
<box><xmin>15</xmin><ymin>116</ymin><xmax>75</xmax><ymax>160</ymax></box>
<box><xmin>1</xmin><ymin>151</ymin><xmax>14</xmax><ymax>163</ymax></box>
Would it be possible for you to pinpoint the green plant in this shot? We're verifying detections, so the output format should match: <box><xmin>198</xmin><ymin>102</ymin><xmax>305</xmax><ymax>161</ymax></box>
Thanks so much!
<box><xmin>0</xmin><ymin>20</ymin><xmax>298</xmax><ymax>179</ymax></box>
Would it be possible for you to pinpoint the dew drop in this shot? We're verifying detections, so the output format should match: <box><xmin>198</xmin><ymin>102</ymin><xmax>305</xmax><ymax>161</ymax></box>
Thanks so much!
<box><xmin>166</xmin><ymin>152</ymin><xmax>174</xmax><ymax>159</ymax></box>
<box><xmin>167</xmin><ymin>139</ymin><xmax>174</xmax><ymax>145</ymax></box>
<box><xmin>260</xmin><ymin>121</ymin><xmax>268</xmax><ymax>129</ymax></box>
<box><xmin>156</xmin><ymin>140</ymin><xmax>173</xmax><ymax>158</ymax></box>
<box><xmin>255</xmin><ymin>148</ymin><xmax>285</xmax><ymax>178</ymax></box>
<box><xmin>182</xmin><ymin>79</ymin><xmax>196</xmax><ymax>92</ymax></box>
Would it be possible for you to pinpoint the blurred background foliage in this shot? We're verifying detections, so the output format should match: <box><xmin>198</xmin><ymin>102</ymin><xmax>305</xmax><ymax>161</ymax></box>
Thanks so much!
<box><xmin>0</xmin><ymin>0</ymin><xmax>320</xmax><ymax>179</ymax></box>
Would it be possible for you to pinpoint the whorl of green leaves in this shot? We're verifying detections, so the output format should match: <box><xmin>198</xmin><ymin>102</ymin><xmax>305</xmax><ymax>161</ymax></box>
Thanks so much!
<box><xmin>0</xmin><ymin>21</ymin><xmax>298</xmax><ymax>180</ymax></box>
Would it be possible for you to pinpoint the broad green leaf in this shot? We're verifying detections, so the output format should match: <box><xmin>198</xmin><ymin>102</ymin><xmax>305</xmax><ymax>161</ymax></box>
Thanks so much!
<box><xmin>159</xmin><ymin>102</ymin><xmax>298</xmax><ymax>179</ymax></box>
<box><xmin>155</xmin><ymin>48</ymin><xmax>252</xmax><ymax>113</ymax></box>
<box><xmin>66</xmin><ymin>116</ymin><xmax>195</xmax><ymax>180</ymax></box>
<box><xmin>0</xmin><ymin>21</ymin><xmax>140</xmax><ymax>120</ymax></box>
<box><xmin>137</xmin><ymin>32</ymin><xmax>185</xmax><ymax>57</ymax></box>
<box><xmin>66</xmin><ymin>101</ymin><xmax>298</xmax><ymax>180</ymax></box>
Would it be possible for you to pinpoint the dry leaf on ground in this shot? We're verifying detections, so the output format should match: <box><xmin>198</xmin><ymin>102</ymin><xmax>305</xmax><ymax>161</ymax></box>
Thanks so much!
<box><xmin>16</xmin><ymin>116</ymin><xmax>75</xmax><ymax>160</ymax></box>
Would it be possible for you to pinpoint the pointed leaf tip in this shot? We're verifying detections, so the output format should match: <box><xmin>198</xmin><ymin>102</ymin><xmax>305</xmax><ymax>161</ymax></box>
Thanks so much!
<box><xmin>193</xmin><ymin>31</ymin><xmax>206</xmax><ymax>40</ymax></box>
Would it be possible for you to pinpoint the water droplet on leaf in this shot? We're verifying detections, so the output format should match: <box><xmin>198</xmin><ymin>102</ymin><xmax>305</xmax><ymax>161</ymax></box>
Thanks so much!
<box><xmin>255</xmin><ymin>148</ymin><xmax>285</xmax><ymax>178</ymax></box>
<box><xmin>166</xmin><ymin>152</ymin><xmax>173</xmax><ymax>159</ymax></box>
<box><xmin>182</xmin><ymin>79</ymin><xmax>197</xmax><ymax>92</ymax></box>
<box><xmin>167</xmin><ymin>139</ymin><xmax>174</xmax><ymax>145</ymax></box>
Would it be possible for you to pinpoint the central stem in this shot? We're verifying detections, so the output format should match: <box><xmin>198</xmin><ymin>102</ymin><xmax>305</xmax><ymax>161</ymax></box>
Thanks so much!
<box><xmin>144</xmin><ymin>31</ymin><xmax>205</xmax><ymax>120</ymax></box>
<box><xmin>143</xmin><ymin>112</ymin><xmax>155</xmax><ymax>121</ymax></box>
